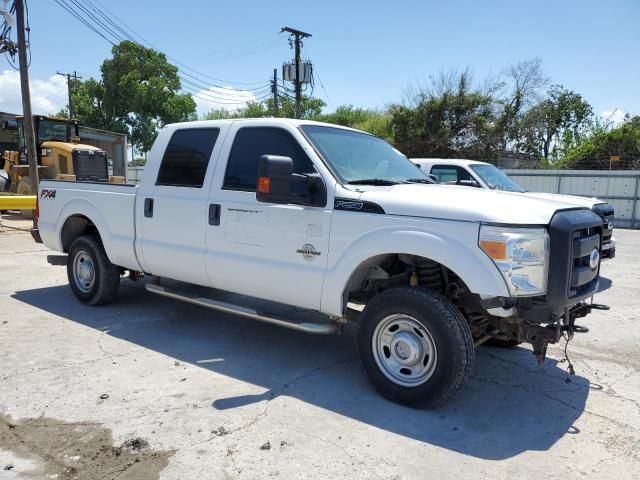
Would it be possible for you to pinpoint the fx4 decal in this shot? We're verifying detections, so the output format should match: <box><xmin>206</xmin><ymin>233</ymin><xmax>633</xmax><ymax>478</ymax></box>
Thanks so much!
<box><xmin>40</xmin><ymin>189</ymin><xmax>57</xmax><ymax>199</ymax></box>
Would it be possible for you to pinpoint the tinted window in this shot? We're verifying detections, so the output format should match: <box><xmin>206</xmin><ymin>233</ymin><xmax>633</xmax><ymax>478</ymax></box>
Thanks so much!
<box><xmin>156</xmin><ymin>128</ymin><xmax>219</xmax><ymax>187</ymax></box>
<box><xmin>223</xmin><ymin>127</ymin><xmax>315</xmax><ymax>192</ymax></box>
<box><xmin>430</xmin><ymin>165</ymin><xmax>472</xmax><ymax>184</ymax></box>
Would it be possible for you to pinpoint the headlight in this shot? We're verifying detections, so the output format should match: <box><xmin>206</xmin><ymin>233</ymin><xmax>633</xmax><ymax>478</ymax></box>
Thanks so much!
<box><xmin>479</xmin><ymin>226</ymin><xmax>549</xmax><ymax>296</ymax></box>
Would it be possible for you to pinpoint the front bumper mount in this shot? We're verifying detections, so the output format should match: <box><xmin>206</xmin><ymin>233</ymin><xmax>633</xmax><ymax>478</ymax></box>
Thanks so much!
<box><xmin>488</xmin><ymin>300</ymin><xmax>609</xmax><ymax>364</ymax></box>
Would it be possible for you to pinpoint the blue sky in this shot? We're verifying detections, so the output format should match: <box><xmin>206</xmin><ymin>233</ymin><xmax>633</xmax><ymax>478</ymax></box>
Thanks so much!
<box><xmin>2</xmin><ymin>0</ymin><xmax>639</xmax><ymax>120</ymax></box>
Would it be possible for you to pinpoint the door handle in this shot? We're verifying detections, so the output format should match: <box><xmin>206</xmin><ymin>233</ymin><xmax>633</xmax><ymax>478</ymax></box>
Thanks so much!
<box><xmin>209</xmin><ymin>203</ymin><xmax>221</xmax><ymax>226</ymax></box>
<box><xmin>144</xmin><ymin>198</ymin><xmax>154</xmax><ymax>218</ymax></box>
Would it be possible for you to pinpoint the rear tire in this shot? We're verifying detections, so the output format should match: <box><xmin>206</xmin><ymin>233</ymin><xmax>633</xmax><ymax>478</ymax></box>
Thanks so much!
<box><xmin>356</xmin><ymin>287</ymin><xmax>474</xmax><ymax>408</ymax></box>
<box><xmin>67</xmin><ymin>234</ymin><xmax>120</xmax><ymax>305</ymax></box>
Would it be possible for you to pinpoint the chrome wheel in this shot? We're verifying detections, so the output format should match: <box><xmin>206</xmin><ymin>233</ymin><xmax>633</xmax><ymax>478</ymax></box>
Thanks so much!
<box><xmin>372</xmin><ymin>313</ymin><xmax>438</xmax><ymax>387</ymax></box>
<box><xmin>72</xmin><ymin>250</ymin><xmax>95</xmax><ymax>293</ymax></box>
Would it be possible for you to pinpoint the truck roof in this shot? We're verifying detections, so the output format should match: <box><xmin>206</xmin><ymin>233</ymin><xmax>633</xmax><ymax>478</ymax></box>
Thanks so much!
<box><xmin>163</xmin><ymin>118</ymin><xmax>365</xmax><ymax>133</ymax></box>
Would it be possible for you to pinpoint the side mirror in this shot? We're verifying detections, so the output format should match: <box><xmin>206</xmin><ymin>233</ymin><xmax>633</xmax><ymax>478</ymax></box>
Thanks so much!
<box><xmin>256</xmin><ymin>155</ymin><xmax>293</xmax><ymax>204</ymax></box>
<box><xmin>428</xmin><ymin>174</ymin><xmax>439</xmax><ymax>183</ymax></box>
<box><xmin>256</xmin><ymin>155</ymin><xmax>327</xmax><ymax>207</ymax></box>
<box><xmin>458</xmin><ymin>179</ymin><xmax>481</xmax><ymax>188</ymax></box>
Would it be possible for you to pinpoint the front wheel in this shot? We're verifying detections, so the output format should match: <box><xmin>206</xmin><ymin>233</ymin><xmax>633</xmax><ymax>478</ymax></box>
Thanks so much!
<box><xmin>67</xmin><ymin>234</ymin><xmax>120</xmax><ymax>305</ymax></box>
<box><xmin>356</xmin><ymin>287</ymin><xmax>474</xmax><ymax>408</ymax></box>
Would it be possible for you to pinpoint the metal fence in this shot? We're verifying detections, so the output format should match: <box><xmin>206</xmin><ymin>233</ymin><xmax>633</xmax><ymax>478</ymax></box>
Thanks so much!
<box><xmin>505</xmin><ymin>169</ymin><xmax>640</xmax><ymax>229</ymax></box>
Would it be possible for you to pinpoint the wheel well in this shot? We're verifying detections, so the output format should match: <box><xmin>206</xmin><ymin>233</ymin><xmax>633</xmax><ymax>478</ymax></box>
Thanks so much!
<box><xmin>342</xmin><ymin>254</ymin><xmax>492</xmax><ymax>339</ymax></box>
<box><xmin>343</xmin><ymin>254</ymin><xmax>460</xmax><ymax>305</ymax></box>
<box><xmin>61</xmin><ymin>215</ymin><xmax>99</xmax><ymax>252</ymax></box>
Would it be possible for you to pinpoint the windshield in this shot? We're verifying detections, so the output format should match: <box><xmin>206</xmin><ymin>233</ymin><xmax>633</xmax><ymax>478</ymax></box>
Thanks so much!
<box><xmin>301</xmin><ymin>125</ymin><xmax>430</xmax><ymax>184</ymax></box>
<box><xmin>470</xmin><ymin>164</ymin><xmax>526</xmax><ymax>193</ymax></box>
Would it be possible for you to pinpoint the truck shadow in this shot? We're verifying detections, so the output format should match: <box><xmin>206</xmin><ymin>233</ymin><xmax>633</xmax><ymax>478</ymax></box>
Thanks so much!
<box><xmin>13</xmin><ymin>282</ymin><xmax>590</xmax><ymax>461</ymax></box>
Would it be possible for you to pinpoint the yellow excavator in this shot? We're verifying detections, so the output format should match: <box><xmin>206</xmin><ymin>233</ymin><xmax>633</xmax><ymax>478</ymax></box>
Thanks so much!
<box><xmin>1</xmin><ymin>116</ymin><xmax>124</xmax><ymax>210</ymax></box>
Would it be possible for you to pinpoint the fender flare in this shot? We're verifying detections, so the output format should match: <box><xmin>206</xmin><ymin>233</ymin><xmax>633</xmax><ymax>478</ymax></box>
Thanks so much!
<box><xmin>320</xmin><ymin>227</ymin><xmax>510</xmax><ymax>317</ymax></box>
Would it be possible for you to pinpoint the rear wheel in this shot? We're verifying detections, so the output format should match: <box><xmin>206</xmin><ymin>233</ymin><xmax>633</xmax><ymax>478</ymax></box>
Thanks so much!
<box><xmin>67</xmin><ymin>234</ymin><xmax>120</xmax><ymax>305</ymax></box>
<box><xmin>356</xmin><ymin>287</ymin><xmax>474</xmax><ymax>408</ymax></box>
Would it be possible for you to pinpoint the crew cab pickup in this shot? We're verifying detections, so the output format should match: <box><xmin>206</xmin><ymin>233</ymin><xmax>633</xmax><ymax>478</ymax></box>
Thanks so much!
<box><xmin>413</xmin><ymin>158</ymin><xmax>616</xmax><ymax>258</ymax></box>
<box><xmin>36</xmin><ymin>119</ymin><xmax>608</xmax><ymax>408</ymax></box>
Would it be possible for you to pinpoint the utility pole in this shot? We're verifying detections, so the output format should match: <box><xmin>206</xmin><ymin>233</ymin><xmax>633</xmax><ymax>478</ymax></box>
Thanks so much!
<box><xmin>281</xmin><ymin>27</ymin><xmax>311</xmax><ymax>119</ymax></box>
<box><xmin>57</xmin><ymin>70</ymin><xmax>82</xmax><ymax>118</ymax></box>
<box><xmin>271</xmin><ymin>68</ymin><xmax>278</xmax><ymax>117</ymax></box>
<box><xmin>15</xmin><ymin>0</ymin><xmax>39</xmax><ymax>205</ymax></box>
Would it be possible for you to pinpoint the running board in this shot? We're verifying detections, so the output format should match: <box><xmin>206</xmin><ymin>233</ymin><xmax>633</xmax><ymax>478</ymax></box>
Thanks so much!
<box><xmin>145</xmin><ymin>283</ymin><xmax>341</xmax><ymax>335</ymax></box>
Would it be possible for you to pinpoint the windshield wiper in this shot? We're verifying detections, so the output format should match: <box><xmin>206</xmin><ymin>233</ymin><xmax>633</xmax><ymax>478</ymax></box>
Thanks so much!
<box><xmin>346</xmin><ymin>178</ymin><xmax>402</xmax><ymax>186</ymax></box>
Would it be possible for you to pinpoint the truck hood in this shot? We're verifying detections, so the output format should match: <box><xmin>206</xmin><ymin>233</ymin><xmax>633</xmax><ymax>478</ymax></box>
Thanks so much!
<box><xmin>343</xmin><ymin>184</ymin><xmax>583</xmax><ymax>225</ymax></box>
<box><xmin>520</xmin><ymin>191</ymin><xmax>603</xmax><ymax>209</ymax></box>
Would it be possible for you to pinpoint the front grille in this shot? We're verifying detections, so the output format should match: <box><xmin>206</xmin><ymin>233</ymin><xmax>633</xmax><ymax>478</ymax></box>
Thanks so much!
<box><xmin>546</xmin><ymin>209</ymin><xmax>602</xmax><ymax>307</ymax></box>
<box><xmin>591</xmin><ymin>204</ymin><xmax>614</xmax><ymax>243</ymax></box>
<box><xmin>570</xmin><ymin>226</ymin><xmax>601</xmax><ymax>298</ymax></box>
<box><xmin>601</xmin><ymin>214</ymin><xmax>614</xmax><ymax>244</ymax></box>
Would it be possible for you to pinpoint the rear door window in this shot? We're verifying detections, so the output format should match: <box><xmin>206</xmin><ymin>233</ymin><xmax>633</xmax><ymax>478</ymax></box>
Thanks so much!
<box><xmin>156</xmin><ymin>128</ymin><xmax>220</xmax><ymax>187</ymax></box>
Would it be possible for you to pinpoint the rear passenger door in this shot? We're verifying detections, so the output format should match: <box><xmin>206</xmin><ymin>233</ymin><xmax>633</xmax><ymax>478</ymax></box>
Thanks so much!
<box><xmin>205</xmin><ymin>124</ymin><xmax>333</xmax><ymax>310</ymax></box>
<box><xmin>137</xmin><ymin>127</ymin><xmax>223</xmax><ymax>286</ymax></box>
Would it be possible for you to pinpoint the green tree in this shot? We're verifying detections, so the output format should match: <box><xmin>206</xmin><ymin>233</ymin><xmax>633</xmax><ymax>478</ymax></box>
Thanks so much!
<box><xmin>390</xmin><ymin>70</ymin><xmax>500</xmax><ymax>158</ymax></box>
<box><xmin>315</xmin><ymin>105</ymin><xmax>392</xmax><ymax>141</ymax></box>
<box><xmin>497</xmin><ymin>57</ymin><xmax>548</xmax><ymax>150</ymax></box>
<box><xmin>203</xmin><ymin>95</ymin><xmax>325</xmax><ymax>121</ymax></box>
<box><xmin>560</xmin><ymin>115</ymin><xmax>640</xmax><ymax>168</ymax></box>
<box><xmin>517</xmin><ymin>85</ymin><xmax>593</xmax><ymax>160</ymax></box>
<box><xmin>66</xmin><ymin>41</ymin><xmax>196</xmax><ymax>152</ymax></box>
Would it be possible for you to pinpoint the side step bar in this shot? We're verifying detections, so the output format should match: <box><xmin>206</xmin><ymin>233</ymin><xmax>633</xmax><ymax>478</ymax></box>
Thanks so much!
<box><xmin>145</xmin><ymin>283</ymin><xmax>341</xmax><ymax>335</ymax></box>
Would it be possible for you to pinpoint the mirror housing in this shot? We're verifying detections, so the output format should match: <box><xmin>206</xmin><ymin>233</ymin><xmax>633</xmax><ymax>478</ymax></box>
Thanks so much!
<box><xmin>458</xmin><ymin>179</ymin><xmax>481</xmax><ymax>188</ymax></box>
<box><xmin>428</xmin><ymin>173</ymin><xmax>439</xmax><ymax>183</ymax></box>
<box><xmin>256</xmin><ymin>155</ymin><xmax>293</xmax><ymax>203</ymax></box>
<box><xmin>256</xmin><ymin>155</ymin><xmax>326</xmax><ymax>207</ymax></box>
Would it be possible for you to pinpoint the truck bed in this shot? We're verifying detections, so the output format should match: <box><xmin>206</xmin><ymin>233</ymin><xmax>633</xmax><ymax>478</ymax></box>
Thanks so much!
<box><xmin>37</xmin><ymin>180</ymin><xmax>141</xmax><ymax>271</ymax></box>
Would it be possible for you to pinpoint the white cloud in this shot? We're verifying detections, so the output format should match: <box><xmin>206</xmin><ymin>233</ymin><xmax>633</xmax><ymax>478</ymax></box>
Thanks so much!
<box><xmin>601</xmin><ymin>108</ymin><xmax>626</xmax><ymax>127</ymax></box>
<box><xmin>0</xmin><ymin>71</ymin><xmax>258</xmax><ymax>119</ymax></box>
<box><xmin>0</xmin><ymin>69</ymin><xmax>68</xmax><ymax>115</ymax></box>
<box><xmin>192</xmin><ymin>86</ymin><xmax>257</xmax><ymax>116</ymax></box>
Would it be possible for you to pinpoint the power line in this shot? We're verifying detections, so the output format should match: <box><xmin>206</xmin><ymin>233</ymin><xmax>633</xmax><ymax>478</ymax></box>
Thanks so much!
<box><xmin>192</xmin><ymin>38</ymin><xmax>285</xmax><ymax>66</ymax></box>
<box><xmin>70</xmin><ymin>0</ymin><xmax>276</xmax><ymax>89</ymax></box>
<box><xmin>55</xmin><ymin>0</ymin><xmax>271</xmax><ymax>93</ymax></box>
<box><xmin>53</xmin><ymin>0</ymin><xmax>115</xmax><ymax>45</ymax></box>
<box><xmin>189</xmin><ymin>32</ymin><xmax>281</xmax><ymax>61</ymax></box>
<box><xmin>302</xmin><ymin>44</ymin><xmax>331</xmax><ymax>105</ymax></box>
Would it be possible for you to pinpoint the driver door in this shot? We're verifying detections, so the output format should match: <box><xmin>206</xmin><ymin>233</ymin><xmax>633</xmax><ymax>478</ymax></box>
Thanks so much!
<box><xmin>205</xmin><ymin>124</ymin><xmax>333</xmax><ymax>310</ymax></box>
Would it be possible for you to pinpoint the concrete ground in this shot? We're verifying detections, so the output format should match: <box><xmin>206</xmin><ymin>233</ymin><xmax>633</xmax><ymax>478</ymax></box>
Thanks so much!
<box><xmin>0</xmin><ymin>212</ymin><xmax>638</xmax><ymax>479</ymax></box>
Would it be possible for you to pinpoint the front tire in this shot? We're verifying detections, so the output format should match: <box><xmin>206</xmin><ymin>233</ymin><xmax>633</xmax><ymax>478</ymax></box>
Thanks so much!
<box><xmin>67</xmin><ymin>235</ymin><xmax>120</xmax><ymax>305</ymax></box>
<box><xmin>356</xmin><ymin>287</ymin><xmax>474</xmax><ymax>408</ymax></box>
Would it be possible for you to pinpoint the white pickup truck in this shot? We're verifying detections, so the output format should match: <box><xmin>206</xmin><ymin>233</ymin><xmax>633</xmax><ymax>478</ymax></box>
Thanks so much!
<box><xmin>35</xmin><ymin>119</ymin><xmax>608</xmax><ymax>408</ymax></box>
<box><xmin>413</xmin><ymin>158</ymin><xmax>616</xmax><ymax>258</ymax></box>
